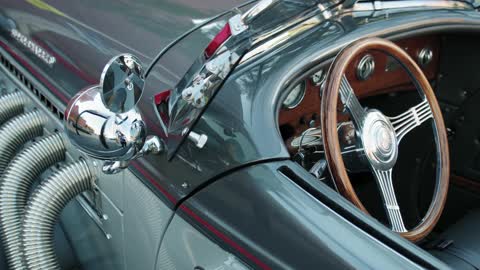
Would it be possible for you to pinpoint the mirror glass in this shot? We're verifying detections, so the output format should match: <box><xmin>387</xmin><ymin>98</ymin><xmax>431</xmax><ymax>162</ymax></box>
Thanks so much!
<box><xmin>100</xmin><ymin>54</ymin><xmax>145</xmax><ymax>113</ymax></box>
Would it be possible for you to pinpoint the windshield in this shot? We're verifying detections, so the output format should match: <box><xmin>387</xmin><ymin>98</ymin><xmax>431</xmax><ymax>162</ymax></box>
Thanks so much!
<box><xmin>163</xmin><ymin>0</ymin><xmax>331</xmax><ymax>158</ymax></box>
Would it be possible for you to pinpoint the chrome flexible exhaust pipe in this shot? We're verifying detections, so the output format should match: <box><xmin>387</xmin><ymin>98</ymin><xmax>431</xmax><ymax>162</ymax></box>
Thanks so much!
<box><xmin>0</xmin><ymin>134</ymin><xmax>66</xmax><ymax>270</ymax></box>
<box><xmin>0</xmin><ymin>110</ymin><xmax>47</xmax><ymax>175</ymax></box>
<box><xmin>0</xmin><ymin>91</ymin><xmax>30</xmax><ymax>125</ymax></box>
<box><xmin>22</xmin><ymin>160</ymin><xmax>94</xmax><ymax>270</ymax></box>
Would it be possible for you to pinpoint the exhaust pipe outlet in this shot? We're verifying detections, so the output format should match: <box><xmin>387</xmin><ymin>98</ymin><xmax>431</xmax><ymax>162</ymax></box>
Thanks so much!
<box><xmin>21</xmin><ymin>160</ymin><xmax>94</xmax><ymax>270</ymax></box>
<box><xmin>0</xmin><ymin>91</ymin><xmax>30</xmax><ymax>125</ymax></box>
<box><xmin>0</xmin><ymin>110</ymin><xmax>47</xmax><ymax>175</ymax></box>
<box><xmin>0</xmin><ymin>133</ymin><xmax>66</xmax><ymax>270</ymax></box>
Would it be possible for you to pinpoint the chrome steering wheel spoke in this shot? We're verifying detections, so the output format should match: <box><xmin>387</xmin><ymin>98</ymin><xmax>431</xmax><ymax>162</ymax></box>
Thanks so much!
<box><xmin>339</xmin><ymin>74</ymin><xmax>409</xmax><ymax>233</ymax></box>
<box><xmin>339</xmin><ymin>75</ymin><xmax>366</xmax><ymax>128</ymax></box>
<box><xmin>388</xmin><ymin>99</ymin><xmax>433</xmax><ymax>143</ymax></box>
<box><xmin>372</xmin><ymin>168</ymin><xmax>407</xmax><ymax>233</ymax></box>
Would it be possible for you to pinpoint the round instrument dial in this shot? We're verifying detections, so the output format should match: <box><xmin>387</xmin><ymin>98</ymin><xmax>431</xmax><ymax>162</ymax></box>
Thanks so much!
<box><xmin>283</xmin><ymin>81</ymin><xmax>306</xmax><ymax>109</ymax></box>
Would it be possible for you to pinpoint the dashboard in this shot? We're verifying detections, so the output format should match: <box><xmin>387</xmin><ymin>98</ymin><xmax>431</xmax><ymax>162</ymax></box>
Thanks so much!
<box><xmin>279</xmin><ymin>35</ymin><xmax>440</xmax><ymax>147</ymax></box>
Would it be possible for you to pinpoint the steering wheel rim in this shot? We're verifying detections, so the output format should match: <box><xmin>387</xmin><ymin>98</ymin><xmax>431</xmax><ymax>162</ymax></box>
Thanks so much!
<box><xmin>320</xmin><ymin>37</ymin><xmax>449</xmax><ymax>242</ymax></box>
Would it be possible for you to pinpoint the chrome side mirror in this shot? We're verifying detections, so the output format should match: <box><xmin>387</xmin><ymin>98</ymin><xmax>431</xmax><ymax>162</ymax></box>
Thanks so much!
<box><xmin>65</xmin><ymin>54</ymin><xmax>164</xmax><ymax>174</ymax></box>
<box><xmin>100</xmin><ymin>54</ymin><xmax>144</xmax><ymax>113</ymax></box>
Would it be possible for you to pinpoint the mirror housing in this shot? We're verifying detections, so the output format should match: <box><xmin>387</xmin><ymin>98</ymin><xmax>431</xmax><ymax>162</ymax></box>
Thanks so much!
<box><xmin>65</xmin><ymin>54</ymin><xmax>164</xmax><ymax>174</ymax></box>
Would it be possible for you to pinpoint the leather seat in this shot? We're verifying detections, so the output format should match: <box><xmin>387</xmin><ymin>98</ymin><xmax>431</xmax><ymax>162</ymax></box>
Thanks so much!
<box><xmin>430</xmin><ymin>211</ymin><xmax>480</xmax><ymax>270</ymax></box>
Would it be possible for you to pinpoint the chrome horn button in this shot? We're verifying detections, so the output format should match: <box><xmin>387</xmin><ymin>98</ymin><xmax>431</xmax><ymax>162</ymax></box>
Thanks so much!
<box><xmin>375</xmin><ymin>124</ymin><xmax>393</xmax><ymax>153</ymax></box>
<box><xmin>361</xmin><ymin>110</ymin><xmax>398</xmax><ymax>170</ymax></box>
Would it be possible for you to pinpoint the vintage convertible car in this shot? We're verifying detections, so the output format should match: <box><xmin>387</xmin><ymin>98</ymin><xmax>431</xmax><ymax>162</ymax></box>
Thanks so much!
<box><xmin>0</xmin><ymin>0</ymin><xmax>479</xmax><ymax>269</ymax></box>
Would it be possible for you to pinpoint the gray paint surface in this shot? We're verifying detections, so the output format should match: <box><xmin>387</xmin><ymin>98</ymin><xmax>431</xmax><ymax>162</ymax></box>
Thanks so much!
<box><xmin>0</xmin><ymin>56</ymin><xmax>175</xmax><ymax>270</ymax></box>
<box><xmin>152</xmin><ymin>8</ymin><xmax>480</xmax><ymax>203</ymax></box>
<box><xmin>174</xmin><ymin>8</ymin><xmax>480</xmax><ymax>269</ymax></box>
<box><xmin>158</xmin><ymin>214</ymin><xmax>250</xmax><ymax>270</ymax></box>
<box><xmin>61</xmin><ymin>167</ymin><xmax>175</xmax><ymax>270</ymax></box>
<box><xmin>62</xmin><ymin>194</ymin><xmax>125</xmax><ymax>270</ymax></box>
<box><xmin>0</xmin><ymin>0</ymin><xmax>255</xmax><ymax>112</ymax></box>
<box><xmin>123</xmin><ymin>169</ymin><xmax>173</xmax><ymax>270</ymax></box>
<box><xmin>0</xmin><ymin>2</ymin><xmax>478</xmax><ymax>270</ymax></box>
<box><xmin>181</xmin><ymin>161</ymin><xmax>445</xmax><ymax>269</ymax></box>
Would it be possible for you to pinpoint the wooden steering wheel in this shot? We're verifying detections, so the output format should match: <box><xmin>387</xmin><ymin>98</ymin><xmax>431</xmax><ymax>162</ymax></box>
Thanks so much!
<box><xmin>321</xmin><ymin>37</ymin><xmax>449</xmax><ymax>242</ymax></box>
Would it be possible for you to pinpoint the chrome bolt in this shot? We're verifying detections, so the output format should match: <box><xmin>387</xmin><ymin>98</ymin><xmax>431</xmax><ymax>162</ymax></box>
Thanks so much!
<box><xmin>208</xmin><ymin>62</ymin><xmax>217</xmax><ymax>71</ymax></box>
<box><xmin>183</xmin><ymin>89</ymin><xmax>192</xmax><ymax>98</ymax></box>
<box><xmin>188</xmin><ymin>131</ymin><xmax>208</xmax><ymax>149</ymax></box>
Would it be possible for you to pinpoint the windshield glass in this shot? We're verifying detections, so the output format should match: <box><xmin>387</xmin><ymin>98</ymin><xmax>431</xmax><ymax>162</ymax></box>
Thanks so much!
<box><xmin>162</xmin><ymin>0</ymin><xmax>329</xmax><ymax>158</ymax></box>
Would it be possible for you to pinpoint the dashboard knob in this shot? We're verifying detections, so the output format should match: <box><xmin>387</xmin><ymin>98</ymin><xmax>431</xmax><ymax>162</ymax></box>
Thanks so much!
<box><xmin>356</xmin><ymin>54</ymin><xmax>375</xmax><ymax>81</ymax></box>
<box><xmin>418</xmin><ymin>48</ymin><xmax>433</xmax><ymax>67</ymax></box>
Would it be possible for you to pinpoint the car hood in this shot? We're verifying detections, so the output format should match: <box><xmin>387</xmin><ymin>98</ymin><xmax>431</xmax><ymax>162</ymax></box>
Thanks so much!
<box><xmin>0</xmin><ymin>0</ymin><xmax>250</xmax><ymax>103</ymax></box>
<box><xmin>38</xmin><ymin>0</ymin><xmax>251</xmax><ymax>60</ymax></box>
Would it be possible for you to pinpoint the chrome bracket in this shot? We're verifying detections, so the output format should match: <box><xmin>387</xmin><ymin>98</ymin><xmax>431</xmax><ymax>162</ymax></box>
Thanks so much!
<box><xmin>77</xmin><ymin>192</ymin><xmax>112</xmax><ymax>240</ymax></box>
<box><xmin>102</xmin><ymin>135</ymin><xmax>165</xmax><ymax>174</ymax></box>
<box><xmin>181</xmin><ymin>50</ymin><xmax>235</xmax><ymax>109</ymax></box>
<box><xmin>229</xmin><ymin>14</ymin><xmax>248</xmax><ymax>36</ymax></box>
<box><xmin>91</xmin><ymin>181</ymin><xmax>104</xmax><ymax>218</ymax></box>
<box><xmin>179</xmin><ymin>0</ymin><xmax>281</xmax><ymax>111</ymax></box>
<box><xmin>169</xmin><ymin>0</ymin><xmax>288</xmax><ymax>153</ymax></box>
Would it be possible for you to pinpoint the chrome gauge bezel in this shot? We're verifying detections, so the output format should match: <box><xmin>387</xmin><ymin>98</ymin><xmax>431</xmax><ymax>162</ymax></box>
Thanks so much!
<box><xmin>356</xmin><ymin>54</ymin><xmax>375</xmax><ymax>81</ymax></box>
<box><xmin>282</xmin><ymin>81</ymin><xmax>307</xmax><ymax>110</ymax></box>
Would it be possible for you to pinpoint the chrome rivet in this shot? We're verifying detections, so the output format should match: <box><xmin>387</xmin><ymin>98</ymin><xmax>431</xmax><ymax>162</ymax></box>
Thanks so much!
<box><xmin>209</xmin><ymin>62</ymin><xmax>217</xmax><ymax>70</ymax></box>
<box><xmin>182</xmin><ymin>182</ymin><xmax>189</xmax><ymax>189</ymax></box>
<box><xmin>183</xmin><ymin>89</ymin><xmax>192</xmax><ymax>98</ymax></box>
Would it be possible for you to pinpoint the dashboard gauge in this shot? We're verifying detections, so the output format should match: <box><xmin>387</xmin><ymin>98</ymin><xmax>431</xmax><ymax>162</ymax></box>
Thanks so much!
<box><xmin>283</xmin><ymin>81</ymin><xmax>306</xmax><ymax>109</ymax></box>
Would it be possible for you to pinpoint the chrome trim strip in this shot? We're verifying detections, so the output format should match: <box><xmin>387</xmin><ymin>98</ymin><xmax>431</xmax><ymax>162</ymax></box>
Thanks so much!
<box><xmin>355</xmin><ymin>0</ymin><xmax>472</xmax><ymax>12</ymax></box>
<box><xmin>248</xmin><ymin>1</ymin><xmax>338</xmax><ymax>46</ymax></box>
<box><xmin>240</xmin><ymin>0</ymin><xmax>473</xmax><ymax>65</ymax></box>
<box><xmin>242</xmin><ymin>0</ymin><xmax>279</xmax><ymax>24</ymax></box>
<box><xmin>241</xmin><ymin>15</ymin><xmax>324</xmax><ymax>64</ymax></box>
<box><xmin>389</xmin><ymin>99</ymin><xmax>433</xmax><ymax>143</ymax></box>
<box><xmin>372</xmin><ymin>168</ymin><xmax>407</xmax><ymax>233</ymax></box>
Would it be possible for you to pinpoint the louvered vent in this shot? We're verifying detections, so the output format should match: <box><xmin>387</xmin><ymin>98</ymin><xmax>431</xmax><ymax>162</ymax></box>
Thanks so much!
<box><xmin>0</xmin><ymin>53</ymin><xmax>64</xmax><ymax>121</ymax></box>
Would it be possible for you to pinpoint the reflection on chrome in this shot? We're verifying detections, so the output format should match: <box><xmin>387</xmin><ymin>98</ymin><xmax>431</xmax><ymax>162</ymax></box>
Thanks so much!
<box><xmin>65</xmin><ymin>54</ymin><xmax>164</xmax><ymax>174</ymax></box>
